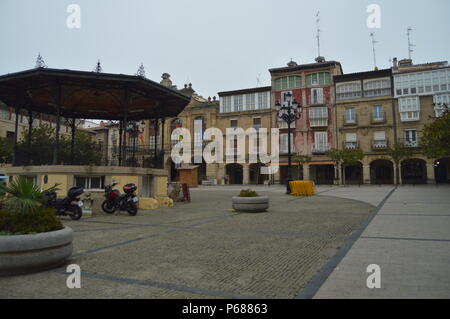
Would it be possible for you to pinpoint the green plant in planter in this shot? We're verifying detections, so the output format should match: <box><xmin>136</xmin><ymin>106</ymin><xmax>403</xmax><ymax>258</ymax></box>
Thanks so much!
<box><xmin>0</xmin><ymin>176</ymin><xmax>62</xmax><ymax>235</ymax></box>
<box><xmin>238</xmin><ymin>189</ymin><xmax>259</xmax><ymax>197</ymax></box>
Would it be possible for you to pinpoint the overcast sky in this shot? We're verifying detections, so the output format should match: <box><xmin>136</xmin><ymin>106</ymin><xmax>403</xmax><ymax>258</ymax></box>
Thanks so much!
<box><xmin>1</xmin><ymin>0</ymin><xmax>449</xmax><ymax>98</ymax></box>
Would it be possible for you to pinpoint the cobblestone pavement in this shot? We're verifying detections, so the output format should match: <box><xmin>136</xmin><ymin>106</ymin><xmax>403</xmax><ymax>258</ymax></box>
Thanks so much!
<box><xmin>1</xmin><ymin>186</ymin><xmax>378</xmax><ymax>299</ymax></box>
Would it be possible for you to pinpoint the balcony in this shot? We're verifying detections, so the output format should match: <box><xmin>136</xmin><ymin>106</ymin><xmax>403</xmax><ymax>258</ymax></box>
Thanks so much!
<box><xmin>372</xmin><ymin>140</ymin><xmax>389</xmax><ymax>151</ymax></box>
<box><xmin>371</xmin><ymin>112</ymin><xmax>387</xmax><ymax>124</ymax></box>
<box><xmin>403</xmin><ymin>139</ymin><xmax>420</xmax><ymax>148</ymax></box>
<box><xmin>312</xmin><ymin>144</ymin><xmax>331</xmax><ymax>154</ymax></box>
<box><xmin>343</xmin><ymin>141</ymin><xmax>359</xmax><ymax>150</ymax></box>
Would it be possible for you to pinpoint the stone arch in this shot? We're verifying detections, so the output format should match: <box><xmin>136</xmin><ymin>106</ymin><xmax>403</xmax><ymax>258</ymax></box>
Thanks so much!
<box><xmin>435</xmin><ymin>158</ymin><xmax>450</xmax><ymax>184</ymax></box>
<box><xmin>344</xmin><ymin>162</ymin><xmax>363</xmax><ymax>185</ymax></box>
<box><xmin>401</xmin><ymin>158</ymin><xmax>427</xmax><ymax>184</ymax></box>
<box><xmin>370</xmin><ymin>159</ymin><xmax>394</xmax><ymax>185</ymax></box>
<box><xmin>226</xmin><ymin>163</ymin><xmax>243</xmax><ymax>185</ymax></box>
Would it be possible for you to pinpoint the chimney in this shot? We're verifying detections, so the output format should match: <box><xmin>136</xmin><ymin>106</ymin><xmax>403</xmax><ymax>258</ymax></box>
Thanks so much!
<box><xmin>160</xmin><ymin>73</ymin><xmax>173</xmax><ymax>88</ymax></box>
<box><xmin>399</xmin><ymin>59</ymin><xmax>413</xmax><ymax>67</ymax></box>
<box><xmin>315</xmin><ymin>56</ymin><xmax>326</xmax><ymax>63</ymax></box>
<box><xmin>392</xmin><ymin>57</ymin><xmax>398</xmax><ymax>69</ymax></box>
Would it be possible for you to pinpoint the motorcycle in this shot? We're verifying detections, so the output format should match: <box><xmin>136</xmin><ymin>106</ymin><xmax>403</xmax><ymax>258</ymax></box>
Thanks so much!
<box><xmin>101</xmin><ymin>183</ymin><xmax>138</xmax><ymax>216</ymax></box>
<box><xmin>44</xmin><ymin>186</ymin><xmax>84</xmax><ymax>220</ymax></box>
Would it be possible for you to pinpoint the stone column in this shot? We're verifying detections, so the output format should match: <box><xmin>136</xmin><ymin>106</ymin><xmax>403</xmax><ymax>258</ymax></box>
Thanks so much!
<box><xmin>243</xmin><ymin>164</ymin><xmax>250</xmax><ymax>185</ymax></box>
<box><xmin>217</xmin><ymin>163</ymin><xmax>226</xmax><ymax>184</ymax></box>
<box><xmin>426</xmin><ymin>163</ymin><xmax>436</xmax><ymax>184</ymax></box>
<box><xmin>363</xmin><ymin>165</ymin><xmax>371</xmax><ymax>184</ymax></box>
<box><xmin>303</xmin><ymin>164</ymin><xmax>310</xmax><ymax>181</ymax></box>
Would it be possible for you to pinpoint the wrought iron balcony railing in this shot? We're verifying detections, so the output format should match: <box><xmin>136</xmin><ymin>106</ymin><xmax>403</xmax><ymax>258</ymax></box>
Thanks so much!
<box><xmin>372</xmin><ymin>140</ymin><xmax>389</xmax><ymax>151</ymax></box>
<box><xmin>11</xmin><ymin>144</ymin><xmax>165</xmax><ymax>169</ymax></box>
<box><xmin>312</xmin><ymin>144</ymin><xmax>331</xmax><ymax>154</ymax></box>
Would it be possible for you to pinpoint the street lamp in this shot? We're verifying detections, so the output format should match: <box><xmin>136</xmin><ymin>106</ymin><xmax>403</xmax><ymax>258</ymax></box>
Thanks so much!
<box><xmin>126</xmin><ymin>120</ymin><xmax>145</xmax><ymax>166</ymax></box>
<box><xmin>276</xmin><ymin>92</ymin><xmax>302</xmax><ymax>194</ymax></box>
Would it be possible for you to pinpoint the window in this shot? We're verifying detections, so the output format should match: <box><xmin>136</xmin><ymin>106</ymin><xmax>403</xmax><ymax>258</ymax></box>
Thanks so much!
<box><xmin>0</xmin><ymin>105</ymin><xmax>10</xmax><ymax>120</ymax></box>
<box><xmin>274</xmin><ymin>76</ymin><xmax>301</xmax><ymax>90</ymax></box>
<box><xmin>336</xmin><ymin>82</ymin><xmax>362</xmax><ymax>100</ymax></box>
<box><xmin>306</xmin><ymin>72</ymin><xmax>331</xmax><ymax>87</ymax></box>
<box><xmin>345</xmin><ymin>108</ymin><xmax>356</xmax><ymax>124</ymax></box>
<box><xmin>280</xmin><ymin>133</ymin><xmax>294</xmax><ymax>154</ymax></box>
<box><xmin>230</xmin><ymin>119</ymin><xmax>238</xmax><ymax>128</ymax></box>
<box><xmin>405</xmin><ymin>129</ymin><xmax>418</xmax><ymax>147</ymax></box>
<box><xmin>75</xmin><ymin>176</ymin><xmax>105</xmax><ymax>190</ymax></box>
<box><xmin>433</xmin><ymin>94</ymin><xmax>450</xmax><ymax>117</ymax></box>
<box><xmin>399</xmin><ymin>97</ymin><xmax>420</xmax><ymax>121</ymax></box>
<box><xmin>372</xmin><ymin>105</ymin><xmax>384</xmax><ymax>121</ymax></box>
<box><xmin>253</xmin><ymin>117</ymin><xmax>261</xmax><ymax>130</ymax></box>
<box><xmin>280</xmin><ymin>91</ymin><xmax>293</xmax><ymax>103</ymax></box>
<box><xmin>313</xmin><ymin>132</ymin><xmax>329</xmax><ymax>153</ymax></box>
<box><xmin>364</xmin><ymin>78</ymin><xmax>391</xmax><ymax>97</ymax></box>
<box><xmin>221</xmin><ymin>96</ymin><xmax>232</xmax><ymax>113</ymax></box>
<box><xmin>345</xmin><ymin>133</ymin><xmax>357</xmax><ymax>149</ymax></box>
<box><xmin>311</xmin><ymin>88</ymin><xmax>324</xmax><ymax>104</ymax></box>
<box><xmin>246</xmin><ymin>93</ymin><xmax>256</xmax><ymax>110</ymax></box>
<box><xmin>373</xmin><ymin>131</ymin><xmax>387</xmax><ymax>149</ymax></box>
<box><xmin>257</xmin><ymin>91</ymin><xmax>269</xmax><ymax>109</ymax></box>
<box><xmin>234</xmin><ymin>95</ymin><xmax>243</xmax><ymax>112</ymax></box>
<box><xmin>309</xmin><ymin>107</ymin><xmax>328</xmax><ymax>127</ymax></box>
<box><xmin>170</xmin><ymin>119</ymin><xmax>183</xmax><ymax>147</ymax></box>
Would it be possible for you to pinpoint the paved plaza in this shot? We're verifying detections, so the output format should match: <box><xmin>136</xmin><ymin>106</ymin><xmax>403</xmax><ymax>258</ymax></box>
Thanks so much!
<box><xmin>1</xmin><ymin>184</ymin><xmax>449</xmax><ymax>299</ymax></box>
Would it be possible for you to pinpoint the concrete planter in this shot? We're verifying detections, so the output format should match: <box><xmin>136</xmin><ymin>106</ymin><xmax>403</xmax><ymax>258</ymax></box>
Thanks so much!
<box><xmin>232</xmin><ymin>196</ymin><xmax>269</xmax><ymax>213</ymax></box>
<box><xmin>0</xmin><ymin>227</ymin><xmax>73</xmax><ymax>276</ymax></box>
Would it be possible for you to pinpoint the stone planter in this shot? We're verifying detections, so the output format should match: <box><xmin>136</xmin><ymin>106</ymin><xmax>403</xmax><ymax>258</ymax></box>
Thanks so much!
<box><xmin>232</xmin><ymin>196</ymin><xmax>269</xmax><ymax>213</ymax></box>
<box><xmin>0</xmin><ymin>227</ymin><xmax>73</xmax><ymax>276</ymax></box>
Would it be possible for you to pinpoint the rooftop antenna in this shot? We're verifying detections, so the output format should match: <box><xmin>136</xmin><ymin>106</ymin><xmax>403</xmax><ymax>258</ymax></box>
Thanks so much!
<box><xmin>35</xmin><ymin>52</ymin><xmax>47</xmax><ymax>68</ymax></box>
<box><xmin>407</xmin><ymin>27</ymin><xmax>415</xmax><ymax>60</ymax></box>
<box><xmin>315</xmin><ymin>11</ymin><xmax>322</xmax><ymax>58</ymax></box>
<box><xmin>93</xmin><ymin>59</ymin><xmax>103</xmax><ymax>73</ymax></box>
<box><xmin>256</xmin><ymin>73</ymin><xmax>261</xmax><ymax>88</ymax></box>
<box><xmin>370</xmin><ymin>32</ymin><xmax>378</xmax><ymax>70</ymax></box>
<box><xmin>135</xmin><ymin>63</ymin><xmax>146</xmax><ymax>78</ymax></box>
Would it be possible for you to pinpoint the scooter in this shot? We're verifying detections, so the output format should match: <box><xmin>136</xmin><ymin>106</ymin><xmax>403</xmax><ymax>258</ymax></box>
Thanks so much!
<box><xmin>101</xmin><ymin>183</ymin><xmax>138</xmax><ymax>216</ymax></box>
<box><xmin>44</xmin><ymin>186</ymin><xmax>84</xmax><ymax>220</ymax></box>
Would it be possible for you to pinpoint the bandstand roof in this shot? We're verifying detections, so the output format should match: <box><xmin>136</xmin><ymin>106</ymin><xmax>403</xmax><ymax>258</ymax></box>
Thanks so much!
<box><xmin>0</xmin><ymin>68</ymin><xmax>191</xmax><ymax>121</ymax></box>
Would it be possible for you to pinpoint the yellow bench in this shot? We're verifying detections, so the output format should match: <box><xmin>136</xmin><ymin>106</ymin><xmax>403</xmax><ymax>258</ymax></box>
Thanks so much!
<box><xmin>289</xmin><ymin>181</ymin><xmax>316</xmax><ymax>196</ymax></box>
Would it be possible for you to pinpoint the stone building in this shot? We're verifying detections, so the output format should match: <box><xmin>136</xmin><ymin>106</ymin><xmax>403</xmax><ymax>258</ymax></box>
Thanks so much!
<box><xmin>392</xmin><ymin>58</ymin><xmax>450</xmax><ymax>184</ymax></box>
<box><xmin>334</xmin><ymin>68</ymin><xmax>397</xmax><ymax>184</ymax></box>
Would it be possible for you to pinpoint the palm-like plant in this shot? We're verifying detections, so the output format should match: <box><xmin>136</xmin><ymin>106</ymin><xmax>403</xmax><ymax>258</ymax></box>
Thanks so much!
<box><xmin>0</xmin><ymin>176</ymin><xmax>59</xmax><ymax>214</ymax></box>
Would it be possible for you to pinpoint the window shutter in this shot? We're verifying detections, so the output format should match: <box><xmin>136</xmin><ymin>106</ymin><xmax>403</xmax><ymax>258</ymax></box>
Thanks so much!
<box><xmin>374</xmin><ymin>131</ymin><xmax>386</xmax><ymax>141</ymax></box>
<box><xmin>346</xmin><ymin>133</ymin><xmax>357</xmax><ymax>142</ymax></box>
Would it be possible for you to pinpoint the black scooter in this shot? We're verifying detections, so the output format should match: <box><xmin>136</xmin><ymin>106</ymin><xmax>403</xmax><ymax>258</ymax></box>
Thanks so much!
<box><xmin>44</xmin><ymin>186</ymin><xmax>84</xmax><ymax>220</ymax></box>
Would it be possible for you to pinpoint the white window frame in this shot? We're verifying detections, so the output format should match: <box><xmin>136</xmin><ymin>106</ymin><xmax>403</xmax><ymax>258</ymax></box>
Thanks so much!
<box><xmin>399</xmin><ymin>96</ymin><xmax>420</xmax><ymax>122</ymax></box>
<box><xmin>311</xmin><ymin>88</ymin><xmax>324</xmax><ymax>105</ymax></box>
<box><xmin>345</xmin><ymin>107</ymin><xmax>356</xmax><ymax>123</ymax></box>
<box><xmin>309</xmin><ymin>106</ymin><xmax>328</xmax><ymax>127</ymax></box>
<box><xmin>75</xmin><ymin>176</ymin><xmax>105</xmax><ymax>191</ymax></box>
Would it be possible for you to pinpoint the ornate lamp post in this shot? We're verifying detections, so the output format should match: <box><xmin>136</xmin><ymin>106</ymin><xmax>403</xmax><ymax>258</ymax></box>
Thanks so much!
<box><xmin>126</xmin><ymin>120</ymin><xmax>145</xmax><ymax>166</ymax></box>
<box><xmin>276</xmin><ymin>92</ymin><xmax>302</xmax><ymax>194</ymax></box>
